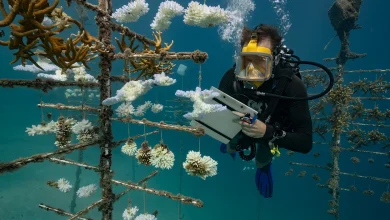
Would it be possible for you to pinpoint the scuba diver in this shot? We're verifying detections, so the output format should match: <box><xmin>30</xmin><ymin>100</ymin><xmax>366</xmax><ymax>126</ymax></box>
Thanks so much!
<box><xmin>218</xmin><ymin>24</ymin><xmax>334</xmax><ymax>198</ymax></box>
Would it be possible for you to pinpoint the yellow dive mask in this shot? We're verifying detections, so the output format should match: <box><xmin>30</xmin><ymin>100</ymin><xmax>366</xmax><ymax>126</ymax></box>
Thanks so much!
<box><xmin>235</xmin><ymin>38</ymin><xmax>274</xmax><ymax>87</ymax></box>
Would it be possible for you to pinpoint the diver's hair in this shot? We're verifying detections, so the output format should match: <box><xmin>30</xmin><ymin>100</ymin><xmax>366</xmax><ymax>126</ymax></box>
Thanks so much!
<box><xmin>240</xmin><ymin>24</ymin><xmax>282</xmax><ymax>51</ymax></box>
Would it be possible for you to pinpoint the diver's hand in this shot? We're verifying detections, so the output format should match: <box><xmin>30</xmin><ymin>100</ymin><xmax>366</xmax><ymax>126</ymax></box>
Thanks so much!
<box><xmin>232</xmin><ymin>111</ymin><xmax>267</xmax><ymax>138</ymax></box>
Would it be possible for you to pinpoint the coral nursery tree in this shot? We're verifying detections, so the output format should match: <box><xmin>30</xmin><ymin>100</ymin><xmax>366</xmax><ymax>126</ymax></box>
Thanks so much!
<box><xmin>286</xmin><ymin>1</ymin><xmax>390</xmax><ymax>219</ymax></box>
<box><xmin>0</xmin><ymin>0</ymin><xmax>238</xmax><ymax>219</ymax></box>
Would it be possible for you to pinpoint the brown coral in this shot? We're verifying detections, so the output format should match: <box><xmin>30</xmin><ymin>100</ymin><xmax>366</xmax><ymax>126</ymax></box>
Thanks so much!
<box><xmin>0</xmin><ymin>0</ymin><xmax>102</xmax><ymax>72</ymax></box>
<box><xmin>136</xmin><ymin>141</ymin><xmax>152</xmax><ymax>166</ymax></box>
<box><xmin>116</xmin><ymin>31</ymin><xmax>175</xmax><ymax>80</ymax></box>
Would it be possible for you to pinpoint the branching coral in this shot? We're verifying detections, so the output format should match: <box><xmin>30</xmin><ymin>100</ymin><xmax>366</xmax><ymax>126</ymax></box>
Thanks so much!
<box><xmin>150</xmin><ymin>141</ymin><xmax>175</xmax><ymax>169</ymax></box>
<box><xmin>72</xmin><ymin>119</ymin><xmax>99</xmax><ymax>143</ymax></box>
<box><xmin>183</xmin><ymin>150</ymin><xmax>217</xmax><ymax>180</ymax></box>
<box><xmin>121</xmin><ymin>138</ymin><xmax>138</xmax><ymax>156</ymax></box>
<box><xmin>0</xmin><ymin>1</ymin><xmax>102</xmax><ymax>72</ymax></box>
<box><xmin>123</xmin><ymin>205</ymin><xmax>139</xmax><ymax>220</ymax></box>
<box><xmin>134</xmin><ymin>213</ymin><xmax>157</xmax><ymax>220</ymax></box>
<box><xmin>151</xmin><ymin>0</ymin><xmax>184</xmax><ymax>31</ymax></box>
<box><xmin>104</xmin><ymin>72</ymin><xmax>175</xmax><ymax>106</ymax></box>
<box><xmin>183</xmin><ymin>1</ymin><xmax>230</xmax><ymax>28</ymax></box>
<box><xmin>116</xmin><ymin>30</ymin><xmax>175</xmax><ymax>80</ymax></box>
<box><xmin>102</xmin><ymin>80</ymin><xmax>154</xmax><ymax>106</ymax></box>
<box><xmin>175</xmin><ymin>87</ymin><xmax>227</xmax><ymax>119</ymax></box>
<box><xmin>111</xmin><ymin>0</ymin><xmax>149</xmax><ymax>23</ymax></box>
<box><xmin>76</xmin><ymin>184</ymin><xmax>98</xmax><ymax>198</ymax></box>
<box><xmin>26</xmin><ymin>120</ymin><xmax>57</xmax><ymax>136</ymax></box>
<box><xmin>13</xmin><ymin>53</ymin><xmax>59</xmax><ymax>73</ymax></box>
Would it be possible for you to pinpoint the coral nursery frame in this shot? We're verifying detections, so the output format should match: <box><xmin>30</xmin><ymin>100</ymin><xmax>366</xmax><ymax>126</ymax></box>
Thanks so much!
<box><xmin>0</xmin><ymin>0</ymin><xmax>207</xmax><ymax>219</ymax></box>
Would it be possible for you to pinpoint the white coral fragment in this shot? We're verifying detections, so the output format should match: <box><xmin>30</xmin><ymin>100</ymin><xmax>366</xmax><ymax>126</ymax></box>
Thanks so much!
<box><xmin>72</xmin><ymin>65</ymin><xmax>98</xmax><ymax>83</ymax></box>
<box><xmin>37</xmin><ymin>69</ymin><xmax>70</xmax><ymax>81</ymax></box>
<box><xmin>121</xmin><ymin>140</ymin><xmax>138</xmax><ymax>156</ymax></box>
<box><xmin>72</xmin><ymin>119</ymin><xmax>93</xmax><ymax>134</ymax></box>
<box><xmin>175</xmin><ymin>87</ymin><xmax>227</xmax><ymax>119</ymax></box>
<box><xmin>183</xmin><ymin>1</ymin><xmax>230</xmax><ymax>28</ymax></box>
<box><xmin>151</xmin><ymin>0</ymin><xmax>185</xmax><ymax>31</ymax></box>
<box><xmin>150</xmin><ymin>144</ymin><xmax>175</xmax><ymax>169</ymax></box>
<box><xmin>112</xmin><ymin>0</ymin><xmax>149</xmax><ymax>23</ymax></box>
<box><xmin>151</xmin><ymin>103</ymin><xmax>163</xmax><ymax>113</ymax></box>
<box><xmin>76</xmin><ymin>184</ymin><xmax>97</xmax><ymax>198</ymax></box>
<box><xmin>135</xmin><ymin>214</ymin><xmax>157</xmax><ymax>220</ymax></box>
<box><xmin>57</xmin><ymin>178</ymin><xmax>72</xmax><ymax>193</ymax></box>
<box><xmin>26</xmin><ymin>121</ymin><xmax>57</xmax><ymax>136</ymax></box>
<box><xmin>183</xmin><ymin>150</ymin><xmax>218</xmax><ymax>180</ymax></box>
<box><xmin>102</xmin><ymin>80</ymin><xmax>154</xmax><ymax>106</ymax></box>
<box><xmin>123</xmin><ymin>206</ymin><xmax>139</xmax><ymax>220</ymax></box>
<box><xmin>13</xmin><ymin>55</ymin><xmax>59</xmax><ymax>73</ymax></box>
<box><xmin>153</xmin><ymin>72</ymin><xmax>176</xmax><ymax>86</ymax></box>
<box><xmin>133</xmin><ymin>101</ymin><xmax>153</xmax><ymax>117</ymax></box>
<box><xmin>116</xmin><ymin>102</ymin><xmax>135</xmax><ymax>117</ymax></box>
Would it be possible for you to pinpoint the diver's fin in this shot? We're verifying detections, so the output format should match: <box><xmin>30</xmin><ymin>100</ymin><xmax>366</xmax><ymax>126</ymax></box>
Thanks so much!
<box><xmin>255</xmin><ymin>162</ymin><xmax>273</xmax><ymax>198</ymax></box>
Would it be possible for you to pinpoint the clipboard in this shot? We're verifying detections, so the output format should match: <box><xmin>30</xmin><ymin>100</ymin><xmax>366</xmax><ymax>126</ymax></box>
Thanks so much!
<box><xmin>190</xmin><ymin>86</ymin><xmax>258</xmax><ymax>144</ymax></box>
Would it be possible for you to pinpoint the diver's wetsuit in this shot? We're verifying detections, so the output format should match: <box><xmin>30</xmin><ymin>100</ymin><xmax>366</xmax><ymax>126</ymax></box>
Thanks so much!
<box><xmin>218</xmin><ymin>67</ymin><xmax>313</xmax><ymax>154</ymax></box>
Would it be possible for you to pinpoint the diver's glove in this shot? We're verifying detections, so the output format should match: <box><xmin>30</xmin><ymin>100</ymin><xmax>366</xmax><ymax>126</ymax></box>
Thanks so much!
<box><xmin>220</xmin><ymin>143</ymin><xmax>236</xmax><ymax>160</ymax></box>
<box><xmin>219</xmin><ymin>131</ymin><xmax>243</xmax><ymax>160</ymax></box>
<box><xmin>255</xmin><ymin>162</ymin><xmax>273</xmax><ymax>198</ymax></box>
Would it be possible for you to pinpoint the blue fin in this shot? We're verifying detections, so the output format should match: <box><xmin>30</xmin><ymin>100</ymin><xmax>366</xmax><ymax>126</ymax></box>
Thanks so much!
<box><xmin>255</xmin><ymin>163</ymin><xmax>273</xmax><ymax>198</ymax></box>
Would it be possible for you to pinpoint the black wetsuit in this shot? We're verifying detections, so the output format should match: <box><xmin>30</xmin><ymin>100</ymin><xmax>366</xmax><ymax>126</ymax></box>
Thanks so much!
<box><xmin>218</xmin><ymin>67</ymin><xmax>313</xmax><ymax>154</ymax></box>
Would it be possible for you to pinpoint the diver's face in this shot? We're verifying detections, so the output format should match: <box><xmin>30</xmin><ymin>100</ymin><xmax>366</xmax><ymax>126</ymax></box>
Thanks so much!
<box><xmin>242</xmin><ymin>36</ymin><xmax>272</xmax><ymax>72</ymax></box>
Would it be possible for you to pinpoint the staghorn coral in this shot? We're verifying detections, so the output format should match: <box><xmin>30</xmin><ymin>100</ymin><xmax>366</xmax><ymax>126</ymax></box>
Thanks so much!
<box><xmin>116</xmin><ymin>30</ymin><xmax>175</xmax><ymax>80</ymax></box>
<box><xmin>0</xmin><ymin>0</ymin><xmax>103</xmax><ymax>72</ymax></box>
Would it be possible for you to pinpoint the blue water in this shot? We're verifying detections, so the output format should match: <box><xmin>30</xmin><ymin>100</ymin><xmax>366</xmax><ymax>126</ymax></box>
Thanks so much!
<box><xmin>0</xmin><ymin>0</ymin><xmax>389</xmax><ymax>219</ymax></box>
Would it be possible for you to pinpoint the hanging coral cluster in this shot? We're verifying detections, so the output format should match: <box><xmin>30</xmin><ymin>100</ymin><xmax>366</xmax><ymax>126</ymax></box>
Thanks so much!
<box><xmin>112</xmin><ymin>0</ymin><xmax>231</xmax><ymax>31</ymax></box>
<box><xmin>121</xmin><ymin>137</ymin><xmax>217</xmax><ymax>179</ymax></box>
<box><xmin>26</xmin><ymin>118</ymin><xmax>99</xmax><ymax>148</ymax></box>
<box><xmin>54</xmin><ymin>116</ymin><xmax>75</xmax><ymax>148</ymax></box>
<box><xmin>102</xmin><ymin>72</ymin><xmax>176</xmax><ymax>106</ymax></box>
<box><xmin>0</xmin><ymin>0</ymin><xmax>104</xmax><ymax>72</ymax></box>
<box><xmin>123</xmin><ymin>139</ymin><xmax>175</xmax><ymax>170</ymax></box>
<box><xmin>150</xmin><ymin>141</ymin><xmax>175</xmax><ymax>169</ymax></box>
<box><xmin>46</xmin><ymin>177</ymin><xmax>97</xmax><ymax>198</ymax></box>
<box><xmin>136</xmin><ymin>141</ymin><xmax>153</xmax><ymax>166</ymax></box>
<box><xmin>183</xmin><ymin>150</ymin><xmax>217</xmax><ymax>180</ymax></box>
